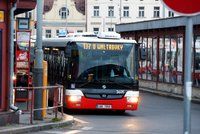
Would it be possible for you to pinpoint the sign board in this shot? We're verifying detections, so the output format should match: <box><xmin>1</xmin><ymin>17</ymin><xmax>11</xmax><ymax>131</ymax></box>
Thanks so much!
<box><xmin>16</xmin><ymin>31</ymin><xmax>31</xmax><ymax>45</ymax></box>
<box><xmin>58</xmin><ymin>29</ymin><xmax>67</xmax><ymax>37</ymax></box>
<box><xmin>162</xmin><ymin>0</ymin><xmax>200</xmax><ymax>15</ymax></box>
<box><xmin>17</xmin><ymin>18</ymin><xmax>30</xmax><ymax>30</ymax></box>
<box><xmin>16</xmin><ymin>51</ymin><xmax>29</xmax><ymax>61</ymax></box>
<box><xmin>0</xmin><ymin>11</ymin><xmax>4</xmax><ymax>22</ymax></box>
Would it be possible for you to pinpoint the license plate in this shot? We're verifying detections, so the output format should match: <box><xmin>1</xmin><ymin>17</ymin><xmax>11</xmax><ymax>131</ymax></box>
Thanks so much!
<box><xmin>96</xmin><ymin>104</ymin><xmax>112</xmax><ymax>109</ymax></box>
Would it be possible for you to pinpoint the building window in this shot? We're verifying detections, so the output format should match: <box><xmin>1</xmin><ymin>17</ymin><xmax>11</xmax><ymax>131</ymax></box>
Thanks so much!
<box><xmin>93</xmin><ymin>28</ymin><xmax>99</xmax><ymax>34</ymax></box>
<box><xmin>108</xmin><ymin>6</ymin><xmax>114</xmax><ymax>17</ymax></box>
<box><xmin>93</xmin><ymin>6</ymin><xmax>99</xmax><ymax>17</ymax></box>
<box><xmin>77</xmin><ymin>30</ymin><xmax>83</xmax><ymax>33</ymax></box>
<box><xmin>153</xmin><ymin>7</ymin><xmax>160</xmax><ymax>18</ymax></box>
<box><xmin>59</xmin><ymin>7</ymin><xmax>69</xmax><ymax>19</ymax></box>
<box><xmin>56</xmin><ymin>29</ymin><xmax>59</xmax><ymax>36</ymax></box>
<box><xmin>139</xmin><ymin>6</ymin><xmax>145</xmax><ymax>17</ymax></box>
<box><xmin>108</xmin><ymin>27</ymin><xmax>114</xmax><ymax>32</ymax></box>
<box><xmin>123</xmin><ymin>6</ymin><xmax>129</xmax><ymax>17</ymax></box>
<box><xmin>168</xmin><ymin>11</ymin><xmax>174</xmax><ymax>17</ymax></box>
<box><xmin>45</xmin><ymin>30</ymin><xmax>51</xmax><ymax>38</ymax></box>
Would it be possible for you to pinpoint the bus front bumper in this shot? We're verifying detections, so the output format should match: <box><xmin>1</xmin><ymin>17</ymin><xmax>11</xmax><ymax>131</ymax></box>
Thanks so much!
<box><xmin>65</xmin><ymin>96</ymin><xmax>138</xmax><ymax>111</ymax></box>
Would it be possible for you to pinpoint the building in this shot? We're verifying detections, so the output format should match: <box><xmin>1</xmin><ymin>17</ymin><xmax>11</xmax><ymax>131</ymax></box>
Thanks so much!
<box><xmin>116</xmin><ymin>15</ymin><xmax>200</xmax><ymax>100</ymax></box>
<box><xmin>86</xmin><ymin>0</ymin><xmax>178</xmax><ymax>33</ymax></box>
<box><xmin>24</xmin><ymin>0</ymin><xmax>178</xmax><ymax>38</ymax></box>
<box><xmin>43</xmin><ymin>0</ymin><xmax>86</xmax><ymax>38</ymax></box>
<box><xmin>0</xmin><ymin>0</ymin><xmax>36</xmax><ymax>126</ymax></box>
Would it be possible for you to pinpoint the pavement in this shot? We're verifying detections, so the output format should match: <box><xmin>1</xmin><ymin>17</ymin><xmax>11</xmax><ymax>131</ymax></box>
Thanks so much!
<box><xmin>0</xmin><ymin>110</ymin><xmax>74</xmax><ymax>134</ymax></box>
<box><xmin>140</xmin><ymin>87</ymin><xmax>200</xmax><ymax>104</ymax></box>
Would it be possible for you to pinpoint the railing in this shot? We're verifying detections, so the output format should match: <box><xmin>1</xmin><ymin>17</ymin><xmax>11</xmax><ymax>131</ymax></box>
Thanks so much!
<box><xmin>14</xmin><ymin>85</ymin><xmax>64</xmax><ymax>124</ymax></box>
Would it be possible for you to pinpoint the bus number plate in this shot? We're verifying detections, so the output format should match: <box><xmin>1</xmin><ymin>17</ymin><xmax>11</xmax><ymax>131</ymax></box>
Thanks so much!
<box><xmin>96</xmin><ymin>105</ymin><xmax>112</xmax><ymax>109</ymax></box>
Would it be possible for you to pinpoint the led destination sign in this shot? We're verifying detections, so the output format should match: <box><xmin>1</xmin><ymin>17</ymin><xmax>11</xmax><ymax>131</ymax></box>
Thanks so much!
<box><xmin>83</xmin><ymin>43</ymin><xmax>123</xmax><ymax>51</ymax></box>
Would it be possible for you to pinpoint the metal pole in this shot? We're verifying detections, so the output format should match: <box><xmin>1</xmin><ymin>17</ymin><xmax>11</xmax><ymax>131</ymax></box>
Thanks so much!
<box><xmin>9</xmin><ymin>3</ymin><xmax>17</xmax><ymax>109</ymax></box>
<box><xmin>119</xmin><ymin>0</ymin><xmax>122</xmax><ymax>23</ymax></box>
<box><xmin>85</xmin><ymin>0</ymin><xmax>87</xmax><ymax>32</ymax></box>
<box><xmin>65</xmin><ymin>0</ymin><xmax>69</xmax><ymax>36</ymax></box>
<box><xmin>34</xmin><ymin>0</ymin><xmax>44</xmax><ymax>120</ymax></box>
<box><xmin>183</xmin><ymin>16</ymin><xmax>193</xmax><ymax>134</ymax></box>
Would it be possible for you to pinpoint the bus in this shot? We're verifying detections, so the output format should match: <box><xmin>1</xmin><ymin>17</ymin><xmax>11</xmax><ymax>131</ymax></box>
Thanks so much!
<box><xmin>43</xmin><ymin>32</ymin><xmax>140</xmax><ymax>112</ymax></box>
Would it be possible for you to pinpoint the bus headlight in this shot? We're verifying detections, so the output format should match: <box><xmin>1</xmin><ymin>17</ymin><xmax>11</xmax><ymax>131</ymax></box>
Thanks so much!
<box><xmin>126</xmin><ymin>96</ymin><xmax>139</xmax><ymax>103</ymax></box>
<box><xmin>125</xmin><ymin>91</ymin><xmax>139</xmax><ymax>103</ymax></box>
<box><xmin>66</xmin><ymin>89</ymin><xmax>84</xmax><ymax>103</ymax></box>
<box><xmin>68</xmin><ymin>95</ymin><xmax>82</xmax><ymax>102</ymax></box>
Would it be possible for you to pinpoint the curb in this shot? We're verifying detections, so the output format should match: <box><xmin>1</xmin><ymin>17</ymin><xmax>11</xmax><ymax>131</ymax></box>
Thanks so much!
<box><xmin>0</xmin><ymin>115</ymin><xmax>74</xmax><ymax>134</ymax></box>
<box><xmin>140</xmin><ymin>87</ymin><xmax>200</xmax><ymax>104</ymax></box>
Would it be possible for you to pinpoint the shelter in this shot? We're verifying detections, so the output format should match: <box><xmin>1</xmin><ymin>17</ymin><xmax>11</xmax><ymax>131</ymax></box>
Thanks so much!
<box><xmin>116</xmin><ymin>15</ymin><xmax>200</xmax><ymax>100</ymax></box>
<box><xmin>0</xmin><ymin>0</ymin><xmax>36</xmax><ymax>126</ymax></box>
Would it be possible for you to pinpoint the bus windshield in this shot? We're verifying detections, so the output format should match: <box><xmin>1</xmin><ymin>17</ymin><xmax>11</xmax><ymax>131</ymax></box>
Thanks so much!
<box><xmin>71</xmin><ymin>42</ymin><xmax>135</xmax><ymax>83</ymax></box>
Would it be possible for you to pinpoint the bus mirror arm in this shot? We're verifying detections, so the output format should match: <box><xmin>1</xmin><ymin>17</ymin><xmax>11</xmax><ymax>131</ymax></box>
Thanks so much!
<box><xmin>65</xmin><ymin>46</ymin><xmax>71</xmax><ymax>57</ymax></box>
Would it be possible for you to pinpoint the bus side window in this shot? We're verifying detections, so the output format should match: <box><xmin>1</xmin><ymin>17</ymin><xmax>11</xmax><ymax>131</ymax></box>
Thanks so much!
<box><xmin>111</xmin><ymin>69</ymin><xmax>115</xmax><ymax>77</ymax></box>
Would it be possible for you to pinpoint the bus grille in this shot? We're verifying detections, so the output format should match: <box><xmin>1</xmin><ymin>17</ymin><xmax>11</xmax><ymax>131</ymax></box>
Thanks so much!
<box><xmin>84</xmin><ymin>94</ymin><xmax>123</xmax><ymax>100</ymax></box>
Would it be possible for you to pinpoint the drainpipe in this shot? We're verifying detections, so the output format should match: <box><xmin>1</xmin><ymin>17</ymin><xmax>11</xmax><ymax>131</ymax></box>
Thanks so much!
<box><xmin>9</xmin><ymin>3</ymin><xmax>21</xmax><ymax>114</ymax></box>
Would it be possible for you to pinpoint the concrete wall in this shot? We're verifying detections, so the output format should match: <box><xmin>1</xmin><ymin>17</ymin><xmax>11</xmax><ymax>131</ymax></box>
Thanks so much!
<box><xmin>139</xmin><ymin>80</ymin><xmax>200</xmax><ymax>101</ymax></box>
<box><xmin>0</xmin><ymin>112</ymin><xmax>19</xmax><ymax>126</ymax></box>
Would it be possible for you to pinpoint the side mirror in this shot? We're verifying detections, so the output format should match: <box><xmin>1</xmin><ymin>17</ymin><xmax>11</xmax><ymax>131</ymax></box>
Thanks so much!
<box><xmin>139</xmin><ymin>47</ymin><xmax>147</xmax><ymax>60</ymax></box>
<box><xmin>65</xmin><ymin>46</ymin><xmax>71</xmax><ymax>57</ymax></box>
<box><xmin>137</xmin><ymin>43</ymin><xmax>147</xmax><ymax>61</ymax></box>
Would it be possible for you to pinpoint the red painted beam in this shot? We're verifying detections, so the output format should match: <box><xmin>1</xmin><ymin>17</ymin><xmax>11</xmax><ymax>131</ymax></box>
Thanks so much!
<box><xmin>14</xmin><ymin>0</ymin><xmax>36</xmax><ymax>15</ymax></box>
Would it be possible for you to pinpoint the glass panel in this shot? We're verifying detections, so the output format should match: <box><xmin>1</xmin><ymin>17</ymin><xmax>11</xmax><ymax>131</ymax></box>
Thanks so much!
<box><xmin>152</xmin><ymin>37</ymin><xmax>158</xmax><ymax>81</ymax></box>
<box><xmin>159</xmin><ymin>37</ymin><xmax>165</xmax><ymax>82</ymax></box>
<box><xmin>141</xmin><ymin>38</ymin><xmax>147</xmax><ymax>79</ymax></box>
<box><xmin>138</xmin><ymin>37</ymin><xmax>143</xmax><ymax>79</ymax></box>
<box><xmin>193</xmin><ymin>35</ymin><xmax>200</xmax><ymax>87</ymax></box>
<box><xmin>147</xmin><ymin>37</ymin><xmax>152</xmax><ymax>80</ymax></box>
<box><xmin>170</xmin><ymin>36</ymin><xmax>177</xmax><ymax>83</ymax></box>
<box><xmin>177</xmin><ymin>36</ymin><xmax>183</xmax><ymax>84</ymax></box>
<box><xmin>164</xmin><ymin>36</ymin><xmax>170</xmax><ymax>82</ymax></box>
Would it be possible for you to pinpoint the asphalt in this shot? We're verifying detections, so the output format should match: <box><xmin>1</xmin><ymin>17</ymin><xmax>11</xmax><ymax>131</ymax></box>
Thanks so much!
<box><xmin>0</xmin><ymin>87</ymin><xmax>199</xmax><ymax>134</ymax></box>
<box><xmin>140</xmin><ymin>87</ymin><xmax>200</xmax><ymax>104</ymax></box>
<box><xmin>0</xmin><ymin>111</ymin><xmax>74</xmax><ymax>134</ymax></box>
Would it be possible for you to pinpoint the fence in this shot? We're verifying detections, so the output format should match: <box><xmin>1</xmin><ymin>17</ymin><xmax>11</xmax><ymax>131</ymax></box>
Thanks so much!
<box><xmin>14</xmin><ymin>85</ymin><xmax>64</xmax><ymax>124</ymax></box>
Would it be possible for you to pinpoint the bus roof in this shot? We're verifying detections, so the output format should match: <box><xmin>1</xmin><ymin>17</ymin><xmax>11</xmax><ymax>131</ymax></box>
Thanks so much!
<box><xmin>42</xmin><ymin>37</ymin><xmax>137</xmax><ymax>47</ymax></box>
